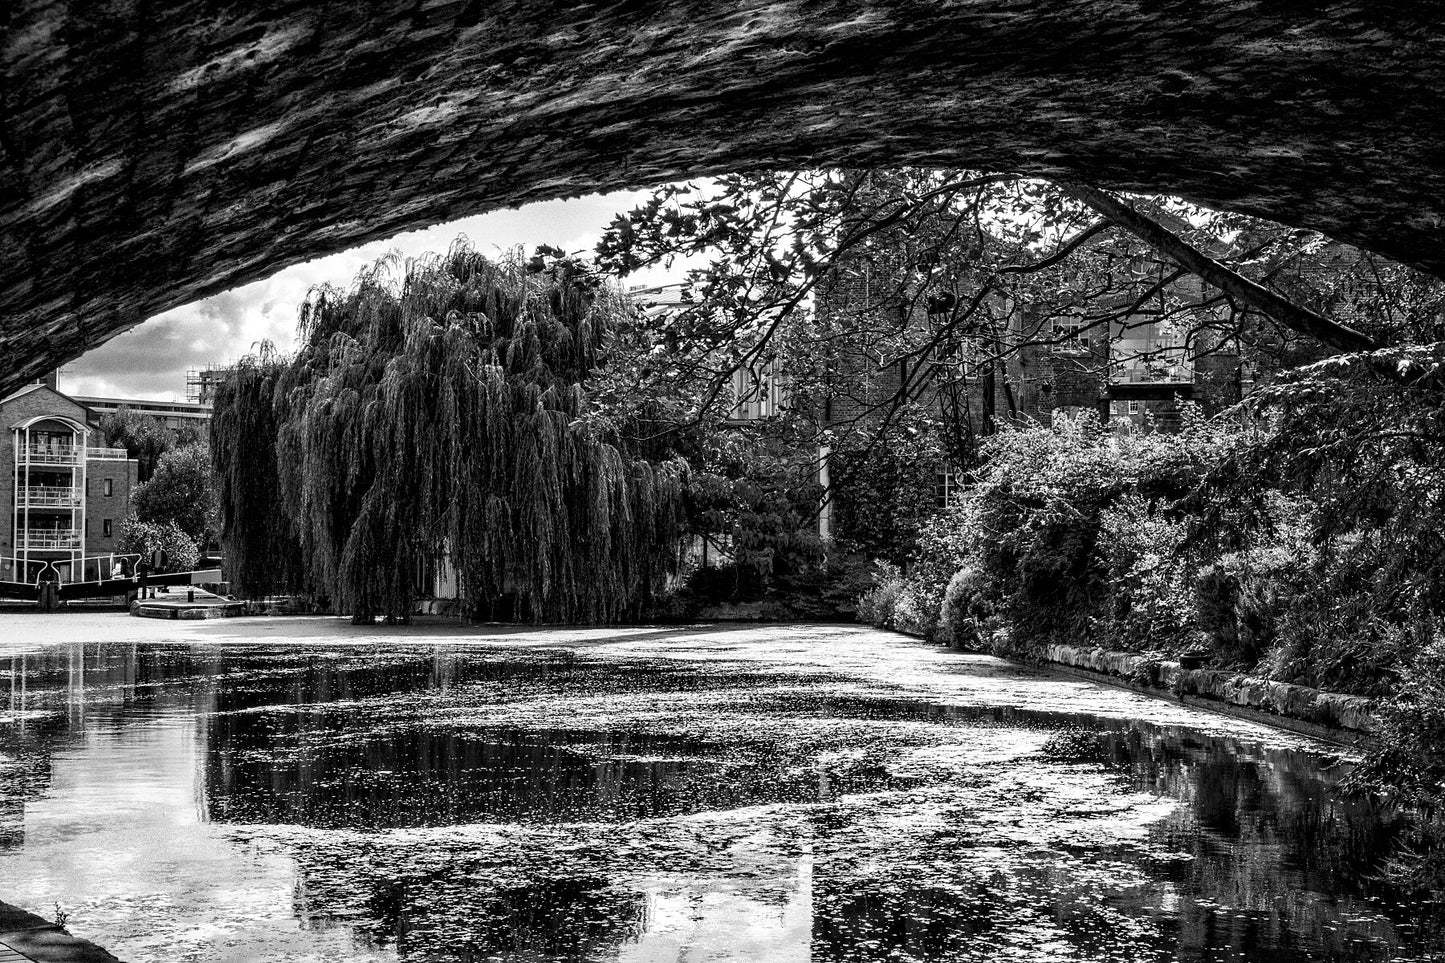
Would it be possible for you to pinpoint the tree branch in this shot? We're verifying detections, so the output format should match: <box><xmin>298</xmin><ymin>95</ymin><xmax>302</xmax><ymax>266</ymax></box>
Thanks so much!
<box><xmin>997</xmin><ymin>219</ymin><xmax>1114</xmax><ymax>275</ymax></box>
<box><xmin>1057</xmin><ymin>182</ymin><xmax>1378</xmax><ymax>354</ymax></box>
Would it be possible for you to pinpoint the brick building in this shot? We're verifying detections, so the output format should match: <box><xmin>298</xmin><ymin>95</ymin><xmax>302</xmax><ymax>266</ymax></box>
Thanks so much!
<box><xmin>0</xmin><ymin>378</ymin><xmax>139</xmax><ymax>583</ymax></box>
<box><xmin>74</xmin><ymin>394</ymin><xmax>213</xmax><ymax>444</ymax></box>
<box><xmin>812</xmin><ymin>179</ymin><xmax>1248</xmax><ymax>442</ymax></box>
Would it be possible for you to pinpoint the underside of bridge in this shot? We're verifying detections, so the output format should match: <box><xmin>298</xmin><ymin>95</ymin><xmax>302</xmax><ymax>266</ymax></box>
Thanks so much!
<box><xmin>2</xmin><ymin>1</ymin><xmax>1442</xmax><ymax>395</ymax></box>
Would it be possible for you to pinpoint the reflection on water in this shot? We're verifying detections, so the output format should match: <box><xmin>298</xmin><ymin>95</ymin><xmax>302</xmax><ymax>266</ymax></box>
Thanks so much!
<box><xmin>1</xmin><ymin>629</ymin><xmax>1442</xmax><ymax>962</ymax></box>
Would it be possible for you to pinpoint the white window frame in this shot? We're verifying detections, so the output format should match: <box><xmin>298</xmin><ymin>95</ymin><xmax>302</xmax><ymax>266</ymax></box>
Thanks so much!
<box><xmin>934</xmin><ymin>470</ymin><xmax>963</xmax><ymax>509</ymax></box>
<box><xmin>1050</xmin><ymin>318</ymin><xmax>1093</xmax><ymax>354</ymax></box>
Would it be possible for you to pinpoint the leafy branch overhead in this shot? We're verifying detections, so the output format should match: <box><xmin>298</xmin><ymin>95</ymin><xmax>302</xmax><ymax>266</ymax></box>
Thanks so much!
<box><xmin>597</xmin><ymin>170</ymin><xmax>1445</xmax><ymax>453</ymax></box>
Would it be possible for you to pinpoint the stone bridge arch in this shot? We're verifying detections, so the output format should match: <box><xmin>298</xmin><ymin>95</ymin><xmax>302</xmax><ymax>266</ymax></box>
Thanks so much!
<box><xmin>2</xmin><ymin>1</ymin><xmax>1442</xmax><ymax>394</ymax></box>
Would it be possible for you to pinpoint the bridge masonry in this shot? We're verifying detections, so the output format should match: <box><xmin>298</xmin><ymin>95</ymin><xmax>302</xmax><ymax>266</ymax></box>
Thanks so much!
<box><xmin>3</xmin><ymin>1</ymin><xmax>1445</xmax><ymax>395</ymax></box>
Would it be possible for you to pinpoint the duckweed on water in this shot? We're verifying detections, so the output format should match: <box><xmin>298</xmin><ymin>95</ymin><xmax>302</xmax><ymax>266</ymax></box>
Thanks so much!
<box><xmin>1</xmin><ymin>624</ymin><xmax>1442</xmax><ymax>962</ymax></box>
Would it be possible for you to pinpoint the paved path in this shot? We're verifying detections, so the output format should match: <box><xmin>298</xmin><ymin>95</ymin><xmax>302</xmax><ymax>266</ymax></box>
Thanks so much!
<box><xmin>0</xmin><ymin>903</ymin><xmax>122</xmax><ymax>963</ymax></box>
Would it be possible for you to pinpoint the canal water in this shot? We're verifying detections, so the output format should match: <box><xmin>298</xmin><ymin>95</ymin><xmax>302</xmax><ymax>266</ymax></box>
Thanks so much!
<box><xmin>0</xmin><ymin>621</ymin><xmax>1440</xmax><ymax>962</ymax></box>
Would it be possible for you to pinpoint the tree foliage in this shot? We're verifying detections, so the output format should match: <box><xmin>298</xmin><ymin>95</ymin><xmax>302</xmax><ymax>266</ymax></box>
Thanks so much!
<box><xmin>131</xmin><ymin>442</ymin><xmax>217</xmax><ymax>546</ymax></box>
<box><xmin>116</xmin><ymin>516</ymin><xmax>201</xmax><ymax>573</ymax></box>
<box><xmin>209</xmin><ymin>349</ymin><xmax>308</xmax><ymax>600</ymax></box>
<box><xmin>100</xmin><ymin>407</ymin><xmax>175</xmax><ymax>481</ymax></box>
<box><xmin>679</xmin><ymin>427</ymin><xmax>825</xmax><ymax>602</ymax></box>
<box><xmin>212</xmin><ymin>245</ymin><xmax>688</xmax><ymax>623</ymax></box>
<box><xmin>598</xmin><ymin>169</ymin><xmax>1445</xmax><ymax>456</ymax></box>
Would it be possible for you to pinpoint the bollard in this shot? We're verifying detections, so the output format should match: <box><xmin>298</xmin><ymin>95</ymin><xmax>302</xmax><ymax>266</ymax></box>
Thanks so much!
<box><xmin>188</xmin><ymin>589</ymin><xmax>195</xmax><ymax>603</ymax></box>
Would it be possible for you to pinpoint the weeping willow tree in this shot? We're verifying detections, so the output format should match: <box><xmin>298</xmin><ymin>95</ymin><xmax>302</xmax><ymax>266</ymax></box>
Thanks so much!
<box><xmin>213</xmin><ymin>244</ymin><xmax>688</xmax><ymax>623</ymax></box>
<box><xmin>210</xmin><ymin>347</ymin><xmax>308</xmax><ymax>600</ymax></box>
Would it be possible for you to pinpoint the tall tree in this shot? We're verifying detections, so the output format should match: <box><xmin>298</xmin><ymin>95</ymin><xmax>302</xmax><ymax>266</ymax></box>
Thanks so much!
<box><xmin>209</xmin><ymin>349</ymin><xmax>307</xmax><ymax>600</ymax></box>
<box><xmin>213</xmin><ymin>245</ymin><xmax>688</xmax><ymax>623</ymax></box>
<box><xmin>99</xmin><ymin>407</ymin><xmax>174</xmax><ymax>481</ymax></box>
<box><xmin>130</xmin><ymin>442</ymin><xmax>218</xmax><ymax>548</ymax></box>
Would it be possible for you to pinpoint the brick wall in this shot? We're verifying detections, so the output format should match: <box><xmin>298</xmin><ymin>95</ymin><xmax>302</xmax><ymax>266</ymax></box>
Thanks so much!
<box><xmin>1013</xmin><ymin>342</ymin><xmax>1110</xmax><ymax>422</ymax></box>
<box><xmin>0</xmin><ymin>385</ymin><xmax>139</xmax><ymax>562</ymax></box>
<box><xmin>85</xmin><ymin>457</ymin><xmax>135</xmax><ymax>555</ymax></box>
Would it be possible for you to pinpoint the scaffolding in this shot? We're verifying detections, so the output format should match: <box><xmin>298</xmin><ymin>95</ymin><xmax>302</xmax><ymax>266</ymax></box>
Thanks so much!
<box><xmin>185</xmin><ymin>364</ymin><xmax>236</xmax><ymax>404</ymax></box>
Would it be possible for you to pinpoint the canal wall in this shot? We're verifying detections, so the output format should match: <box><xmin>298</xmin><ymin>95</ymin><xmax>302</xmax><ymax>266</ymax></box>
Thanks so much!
<box><xmin>1038</xmin><ymin>643</ymin><xmax>1378</xmax><ymax>741</ymax></box>
<box><xmin>887</xmin><ymin>623</ymin><xmax>1378</xmax><ymax>741</ymax></box>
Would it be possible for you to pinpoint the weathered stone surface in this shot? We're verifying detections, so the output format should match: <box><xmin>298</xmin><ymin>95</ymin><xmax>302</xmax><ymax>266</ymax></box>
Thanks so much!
<box><xmin>1</xmin><ymin>898</ymin><xmax>123</xmax><ymax>963</ymax></box>
<box><xmin>2</xmin><ymin>2</ymin><xmax>1444</xmax><ymax>393</ymax></box>
<box><xmin>1044</xmin><ymin>643</ymin><xmax>1377</xmax><ymax>733</ymax></box>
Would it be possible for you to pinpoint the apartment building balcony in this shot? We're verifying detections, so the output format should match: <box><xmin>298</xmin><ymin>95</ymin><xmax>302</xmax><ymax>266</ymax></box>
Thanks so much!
<box><xmin>18</xmin><ymin>529</ymin><xmax>83</xmax><ymax>551</ymax></box>
<box><xmin>1112</xmin><ymin>361</ymin><xmax>1194</xmax><ymax>385</ymax></box>
<box><xmin>20</xmin><ymin>442</ymin><xmax>82</xmax><ymax>465</ymax></box>
<box><xmin>16</xmin><ymin>485</ymin><xmax>83</xmax><ymax>508</ymax></box>
<box><xmin>1107</xmin><ymin>363</ymin><xmax>1195</xmax><ymax>401</ymax></box>
<box><xmin>17</xmin><ymin>443</ymin><xmax>128</xmax><ymax>464</ymax></box>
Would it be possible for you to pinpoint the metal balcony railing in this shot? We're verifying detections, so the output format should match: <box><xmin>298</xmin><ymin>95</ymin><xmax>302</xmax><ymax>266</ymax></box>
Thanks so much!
<box><xmin>1112</xmin><ymin>363</ymin><xmax>1195</xmax><ymax>385</ymax></box>
<box><xmin>19</xmin><ymin>530</ymin><xmax>83</xmax><ymax>551</ymax></box>
<box><xmin>86</xmin><ymin>446</ymin><xmax>130</xmax><ymax>460</ymax></box>
<box><xmin>21</xmin><ymin>443</ymin><xmax>81</xmax><ymax>464</ymax></box>
<box><xmin>17</xmin><ymin>486</ymin><xmax>83</xmax><ymax>507</ymax></box>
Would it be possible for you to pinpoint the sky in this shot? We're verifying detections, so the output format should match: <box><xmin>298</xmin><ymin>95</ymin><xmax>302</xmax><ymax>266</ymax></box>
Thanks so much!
<box><xmin>59</xmin><ymin>188</ymin><xmax>677</xmax><ymax>401</ymax></box>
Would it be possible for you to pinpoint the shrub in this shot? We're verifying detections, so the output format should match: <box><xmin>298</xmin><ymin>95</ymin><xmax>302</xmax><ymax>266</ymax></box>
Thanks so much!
<box><xmin>682</xmin><ymin>562</ymin><xmax>766</xmax><ymax>605</ymax></box>
<box><xmin>857</xmin><ymin>562</ymin><xmax>906</xmax><ymax>630</ymax></box>
<box><xmin>903</xmin><ymin>508</ymin><xmax>975</xmax><ymax>639</ymax></box>
<box><xmin>891</xmin><ymin>585</ymin><xmax>930</xmax><ymax>637</ymax></box>
<box><xmin>1262</xmin><ymin>539</ymin><xmax>1430</xmax><ymax>695</ymax></box>
<box><xmin>937</xmin><ymin>566</ymin><xmax>990</xmax><ymax>649</ymax></box>
<box><xmin>1096</xmin><ymin>494</ymin><xmax>1194</xmax><ymax>652</ymax></box>
<box><xmin>1194</xmin><ymin>497</ymin><xmax>1317</xmax><ymax>668</ymax></box>
<box><xmin>954</xmin><ymin>415</ymin><xmax>1230</xmax><ymax>655</ymax></box>
<box><xmin>1348</xmin><ymin>633</ymin><xmax>1445</xmax><ymax>869</ymax></box>
<box><xmin>860</xmin><ymin>414</ymin><xmax>1249</xmax><ymax>657</ymax></box>
<box><xmin>116</xmin><ymin>516</ymin><xmax>201</xmax><ymax>573</ymax></box>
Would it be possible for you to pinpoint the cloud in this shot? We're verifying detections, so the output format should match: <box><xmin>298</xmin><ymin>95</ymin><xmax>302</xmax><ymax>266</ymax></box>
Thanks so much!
<box><xmin>63</xmin><ymin>188</ymin><xmax>666</xmax><ymax>401</ymax></box>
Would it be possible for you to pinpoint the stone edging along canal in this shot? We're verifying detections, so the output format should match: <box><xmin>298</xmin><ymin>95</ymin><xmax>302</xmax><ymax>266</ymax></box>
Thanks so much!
<box><xmin>1034</xmin><ymin>644</ymin><xmax>1377</xmax><ymax>747</ymax></box>
<box><xmin>888</xmin><ymin>626</ymin><xmax>1378</xmax><ymax>746</ymax></box>
<box><xmin>0</xmin><ymin>899</ymin><xmax>123</xmax><ymax>963</ymax></box>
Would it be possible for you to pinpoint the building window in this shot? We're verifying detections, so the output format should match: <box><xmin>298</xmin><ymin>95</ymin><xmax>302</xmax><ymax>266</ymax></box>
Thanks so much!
<box><xmin>1050</xmin><ymin>319</ymin><xmax>1092</xmax><ymax>354</ymax></box>
<box><xmin>103</xmin><ymin>478</ymin><xmax>113</xmax><ymax>497</ymax></box>
<box><xmin>934</xmin><ymin>471</ymin><xmax>963</xmax><ymax>509</ymax></box>
<box><xmin>102</xmin><ymin>518</ymin><xmax>113</xmax><ymax>538</ymax></box>
<box><xmin>728</xmin><ymin>360</ymin><xmax>787</xmax><ymax>421</ymax></box>
<box><xmin>1127</xmin><ymin>400</ymin><xmax>1142</xmax><ymax>416</ymax></box>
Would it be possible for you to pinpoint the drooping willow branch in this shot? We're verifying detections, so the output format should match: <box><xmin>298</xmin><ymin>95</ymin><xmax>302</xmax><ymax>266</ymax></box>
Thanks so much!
<box><xmin>212</xmin><ymin>245</ymin><xmax>689</xmax><ymax>623</ymax></box>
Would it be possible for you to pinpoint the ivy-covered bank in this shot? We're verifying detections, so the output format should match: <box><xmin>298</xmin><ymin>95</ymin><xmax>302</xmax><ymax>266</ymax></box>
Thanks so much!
<box><xmin>859</xmin><ymin>406</ymin><xmax>1441</xmax><ymax>694</ymax></box>
<box><xmin>854</xmin><ymin>380</ymin><xmax>1445</xmax><ymax>889</ymax></box>
<box><xmin>856</xmin><ymin>398</ymin><xmax>1445</xmax><ymax>750</ymax></box>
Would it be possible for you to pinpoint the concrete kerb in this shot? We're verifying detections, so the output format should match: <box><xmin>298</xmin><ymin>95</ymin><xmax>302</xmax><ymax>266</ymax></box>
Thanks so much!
<box><xmin>0</xmin><ymin>901</ymin><xmax>123</xmax><ymax>963</ymax></box>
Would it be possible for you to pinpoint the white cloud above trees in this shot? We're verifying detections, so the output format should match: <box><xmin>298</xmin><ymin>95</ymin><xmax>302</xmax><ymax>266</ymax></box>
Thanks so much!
<box><xmin>62</xmin><ymin>189</ymin><xmax>668</xmax><ymax>400</ymax></box>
